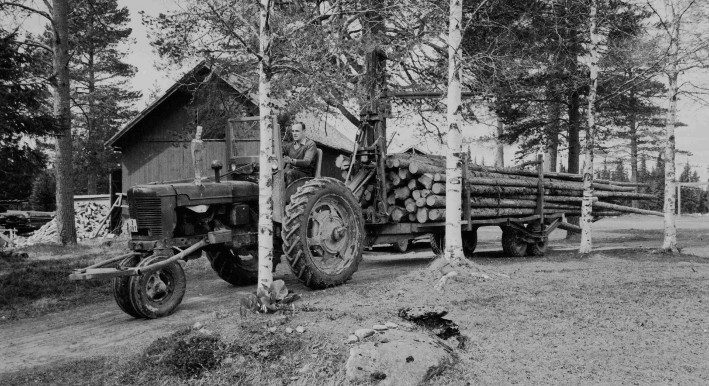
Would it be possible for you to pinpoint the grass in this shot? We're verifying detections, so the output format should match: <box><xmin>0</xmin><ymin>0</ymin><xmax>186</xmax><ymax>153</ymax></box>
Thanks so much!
<box><xmin>0</xmin><ymin>243</ymin><xmax>121</xmax><ymax>322</ymax></box>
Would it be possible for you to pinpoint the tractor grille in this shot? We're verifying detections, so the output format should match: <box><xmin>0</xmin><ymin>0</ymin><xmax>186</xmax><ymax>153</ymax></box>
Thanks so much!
<box><xmin>129</xmin><ymin>196</ymin><xmax>163</xmax><ymax>238</ymax></box>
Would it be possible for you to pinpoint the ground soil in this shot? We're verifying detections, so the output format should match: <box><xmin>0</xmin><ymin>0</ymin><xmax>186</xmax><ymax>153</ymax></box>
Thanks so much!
<box><xmin>1</xmin><ymin>215</ymin><xmax>708</xmax><ymax>384</ymax></box>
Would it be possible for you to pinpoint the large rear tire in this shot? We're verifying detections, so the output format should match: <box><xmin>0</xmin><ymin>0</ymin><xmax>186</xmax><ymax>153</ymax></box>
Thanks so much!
<box><xmin>205</xmin><ymin>245</ymin><xmax>258</xmax><ymax>286</ymax></box>
<box><xmin>112</xmin><ymin>254</ymin><xmax>142</xmax><ymax>318</ymax></box>
<box><xmin>282</xmin><ymin>178</ymin><xmax>364</xmax><ymax>289</ymax></box>
<box><xmin>128</xmin><ymin>255</ymin><xmax>186</xmax><ymax>319</ymax></box>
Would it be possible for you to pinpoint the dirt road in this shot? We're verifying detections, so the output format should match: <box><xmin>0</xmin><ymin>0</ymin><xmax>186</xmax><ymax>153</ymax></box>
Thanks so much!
<box><xmin>2</xmin><ymin>215</ymin><xmax>707</xmax><ymax>374</ymax></box>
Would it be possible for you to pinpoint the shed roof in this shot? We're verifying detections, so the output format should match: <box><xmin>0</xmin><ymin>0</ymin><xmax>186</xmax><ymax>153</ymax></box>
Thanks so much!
<box><xmin>106</xmin><ymin>62</ymin><xmax>353</xmax><ymax>152</ymax></box>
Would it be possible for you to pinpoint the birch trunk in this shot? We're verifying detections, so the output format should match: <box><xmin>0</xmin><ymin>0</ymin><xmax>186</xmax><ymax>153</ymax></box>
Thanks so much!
<box><xmin>579</xmin><ymin>0</ymin><xmax>599</xmax><ymax>254</ymax></box>
<box><xmin>257</xmin><ymin>0</ymin><xmax>274</xmax><ymax>296</ymax></box>
<box><xmin>662</xmin><ymin>0</ymin><xmax>679</xmax><ymax>252</ymax></box>
<box><xmin>444</xmin><ymin>0</ymin><xmax>464</xmax><ymax>262</ymax></box>
<box><xmin>52</xmin><ymin>0</ymin><xmax>77</xmax><ymax>245</ymax></box>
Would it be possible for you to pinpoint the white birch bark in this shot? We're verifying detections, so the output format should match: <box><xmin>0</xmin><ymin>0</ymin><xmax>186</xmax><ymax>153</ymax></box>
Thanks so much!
<box><xmin>257</xmin><ymin>0</ymin><xmax>274</xmax><ymax>296</ymax></box>
<box><xmin>579</xmin><ymin>0</ymin><xmax>599</xmax><ymax>254</ymax></box>
<box><xmin>444</xmin><ymin>0</ymin><xmax>464</xmax><ymax>262</ymax></box>
<box><xmin>662</xmin><ymin>0</ymin><xmax>679</xmax><ymax>252</ymax></box>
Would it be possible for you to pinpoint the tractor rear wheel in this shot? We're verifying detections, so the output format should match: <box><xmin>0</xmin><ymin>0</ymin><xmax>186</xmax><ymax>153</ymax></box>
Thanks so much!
<box><xmin>282</xmin><ymin>178</ymin><xmax>364</xmax><ymax>289</ymax></box>
<box><xmin>205</xmin><ymin>245</ymin><xmax>259</xmax><ymax>286</ymax></box>
<box><xmin>501</xmin><ymin>227</ymin><xmax>528</xmax><ymax>257</ymax></box>
<box><xmin>112</xmin><ymin>254</ymin><xmax>142</xmax><ymax>318</ymax></box>
<box><xmin>128</xmin><ymin>255</ymin><xmax>186</xmax><ymax>319</ymax></box>
<box><xmin>430</xmin><ymin>230</ymin><xmax>477</xmax><ymax>258</ymax></box>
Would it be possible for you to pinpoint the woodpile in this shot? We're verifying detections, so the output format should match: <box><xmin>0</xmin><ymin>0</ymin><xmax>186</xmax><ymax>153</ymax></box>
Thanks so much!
<box><xmin>16</xmin><ymin>201</ymin><xmax>111</xmax><ymax>245</ymax></box>
<box><xmin>345</xmin><ymin>153</ymin><xmax>657</xmax><ymax>224</ymax></box>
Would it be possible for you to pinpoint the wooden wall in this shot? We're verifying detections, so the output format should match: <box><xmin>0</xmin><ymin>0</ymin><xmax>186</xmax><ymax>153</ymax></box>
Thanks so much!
<box><xmin>116</xmin><ymin>79</ymin><xmax>346</xmax><ymax>191</ymax></box>
<box><xmin>122</xmin><ymin>140</ymin><xmax>226</xmax><ymax>189</ymax></box>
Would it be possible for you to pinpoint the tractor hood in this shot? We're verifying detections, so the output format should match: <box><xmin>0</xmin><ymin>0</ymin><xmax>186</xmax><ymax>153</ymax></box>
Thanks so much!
<box><xmin>129</xmin><ymin>180</ymin><xmax>258</xmax><ymax>206</ymax></box>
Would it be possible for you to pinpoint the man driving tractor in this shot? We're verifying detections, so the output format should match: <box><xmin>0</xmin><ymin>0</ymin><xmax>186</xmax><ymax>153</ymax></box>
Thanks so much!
<box><xmin>283</xmin><ymin>122</ymin><xmax>318</xmax><ymax>185</ymax></box>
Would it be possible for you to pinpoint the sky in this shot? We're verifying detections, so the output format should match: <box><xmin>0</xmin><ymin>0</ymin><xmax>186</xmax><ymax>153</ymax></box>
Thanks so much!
<box><xmin>116</xmin><ymin>0</ymin><xmax>709</xmax><ymax>181</ymax></box>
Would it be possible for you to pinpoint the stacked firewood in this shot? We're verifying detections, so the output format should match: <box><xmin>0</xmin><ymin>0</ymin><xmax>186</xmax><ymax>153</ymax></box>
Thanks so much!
<box><xmin>16</xmin><ymin>201</ymin><xmax>111</xmax><ymax>245</ymax></box>
<box><xmin>343</xmin><ymin>153</ymin><xmax>656</xmax><ymax>224</ymax></box>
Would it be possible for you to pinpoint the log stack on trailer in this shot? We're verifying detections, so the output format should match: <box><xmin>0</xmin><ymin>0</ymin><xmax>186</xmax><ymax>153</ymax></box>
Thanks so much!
<box><xmin>342</xmin><ymin>153</ymin><xmax>655</xmax><ymax>225</ymax></box>
<box><xmin>339</xmin><ymin>152</ymin><xmax>656</xmax><ymax>254</ymax></box>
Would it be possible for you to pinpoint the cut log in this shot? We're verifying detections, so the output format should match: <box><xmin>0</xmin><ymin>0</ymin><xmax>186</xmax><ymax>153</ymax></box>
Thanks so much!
<box><xmin>387</xmin><ymin>194</ymin><xmax>396</xmax><ymax>205</ymax></box>
<box><xmin>398</xmin><ymin>168</ymin><xmax>412</xmax><ymax>180</ymax></box>
<box><xmin>425</xmin><ymin>194</ymin><xmax>446</xmax><ymax>208</ymax></box>
<box><xmin>431</xmin><ymin>183</ymin><xmax>445</xmax><ymax>195</ymax></box>
<box><xmin>468</xmin><ymin>176</ymin><xmax>634</xmax><ymax>192</ymax></box>
<box><xmin>389</xmin><ymin>171</ymin><xmax>404</xmax><ymax>187</ymax></box>
<box><xmin>428</xmin><ymin>208</ymin><xmax>445</xmax><ymax>221</ymax></box>
<box><xmin>433</xmin><ymin>172</ymin><xmax>446</xmax><ymax>182</ymax></box>
<box><xmin>407</xmin><ymin>179</ymin><xmax>419</xmax><ymax>190</ymax></box>
<box><xmin>412</xmin><ymin>190</ymin><xmax>422</xmax><ymax>200</ymax></box>
<box><xmin>418</xmin><ymin>173</ymin><xmax>434</xmax><ymax>189</ymax></box>
<box><xmin>394</xmin><ymin>186</ymin><xmax>411</xmax><ymax>200</ymax></box>
<box><xmin>389</xmin><ymin>206</ymin><xmax>407</xmax><ymax>223</ymax></box>
<box><xmin>415</xmin><ymin>197</ymin><xmax>427</xmax><ymax>207</ymax></box>
<box><xmin>416</xmin><ymin>207</ymin><xmax>429</xmax><ymax>223</ymax></box>
<box><xmin>593</xmin><ymin>201</ymin><xmax>663</xmax><ymax>216</ymax></box>
<box><xmin>404</xmin><ymin>198</ymin><xmax>417</xmax><ymax>213</ymax></box>
<box><xmin>408</xmin><ymin>213</ymin><xmax>417</xmax><ymax>222</ymax></box>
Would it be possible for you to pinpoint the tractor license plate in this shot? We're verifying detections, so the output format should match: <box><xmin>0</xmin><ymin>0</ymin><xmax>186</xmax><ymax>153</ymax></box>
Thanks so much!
<box><xmin>126</xmin><ymin>218</ymin><xmax>138</xmax><ymax>233</ymax></box>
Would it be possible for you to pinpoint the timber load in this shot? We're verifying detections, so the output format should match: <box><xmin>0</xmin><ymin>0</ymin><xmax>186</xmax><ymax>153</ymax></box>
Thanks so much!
<box><xmin>342</xmin><ymin>153</ymin><xmax>657</xmax><ymax>224</ymax></box>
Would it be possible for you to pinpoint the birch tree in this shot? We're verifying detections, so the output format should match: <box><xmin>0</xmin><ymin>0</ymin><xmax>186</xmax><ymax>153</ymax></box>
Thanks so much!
<box><xmin>659</xmin><ymin>0</ymin><xmax>681</xmax><ymax>252</ymax></box>
<box><xmin>647</xmin><ymin>0</ymin><xmax>709</xmax><ymax>252</ymax></box>
<box><xmin>257</xmin><ymin>0</ymin><xmax>274</xmax><ymax>297</ymax></box>
<box><xmin>579</xmin><ymin>0</ymin><xmax>600</xmax><ymax>254</ymax></box>
<box><xmin>444</xmin><ymin>0</ymin><xmax>464</xmax><ymax>262</ymax></box>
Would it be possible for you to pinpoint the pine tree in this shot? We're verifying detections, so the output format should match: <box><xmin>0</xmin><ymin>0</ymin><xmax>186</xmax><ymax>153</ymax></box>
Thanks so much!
<box><xmin>70</xmin><ymin>0</ymin><xmax>140</xmax><ymax>194</ymax></box>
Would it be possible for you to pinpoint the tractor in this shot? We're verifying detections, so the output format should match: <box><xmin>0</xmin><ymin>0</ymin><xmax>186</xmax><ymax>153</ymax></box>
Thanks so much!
<box><xmin>71</xmin><ymin>98</ymin><xmax>562</xmax><ymax>319</ymax></box>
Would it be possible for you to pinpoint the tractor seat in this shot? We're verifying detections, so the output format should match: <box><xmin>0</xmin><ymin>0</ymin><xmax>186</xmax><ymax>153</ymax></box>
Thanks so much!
<box><xmin>314</xmin><ymin>148</ymin><xmax>322</xmax><ymax>178</ymax></box>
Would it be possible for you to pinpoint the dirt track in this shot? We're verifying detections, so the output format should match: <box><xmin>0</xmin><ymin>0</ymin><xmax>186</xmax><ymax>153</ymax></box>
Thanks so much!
<box><xmin>1</xmin><ymin>215</ymin><xmax>708</xmax><ymax>375</ymax></box>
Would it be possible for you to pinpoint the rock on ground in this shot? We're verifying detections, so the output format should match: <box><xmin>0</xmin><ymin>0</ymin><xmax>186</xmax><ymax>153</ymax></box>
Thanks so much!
<box><xmin>345</xmin><ymin>330</ymin><xmax>456</xmax><ymax>386</ymax></box>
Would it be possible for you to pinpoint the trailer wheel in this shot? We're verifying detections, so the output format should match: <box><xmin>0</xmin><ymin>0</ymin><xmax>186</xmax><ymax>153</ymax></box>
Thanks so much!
<box><xmin>501</xmin><ymin>227</ymin><xmax>528</xmax><ymax>257</ymax></box>
<box><xmin>282</xmin><ymin>178</ymin><xmax>364</xmax><ymax>289</ymax></box>
<box><xmin>112</xmin><ymin>254</ymin><xmax>143</xmax><ymax>318</ymax></box>
<box><xmin>205</xmin><ymin>245</ymin><xmax>258</xmax><ymax>286</ymax></box>
<box><xmin>430</xmin><ymin>230</ymin><xmax>477</xmax><ymax>258</ymax></box>
<box><xmin>128</xmin><ymin>255</ymin><xmax>186</xmax><ymax>319</ymax></box>
<box><xmin>526</xmin><ymin>222</ymin><xmax>548</xmax><ymax>256</ymax></box>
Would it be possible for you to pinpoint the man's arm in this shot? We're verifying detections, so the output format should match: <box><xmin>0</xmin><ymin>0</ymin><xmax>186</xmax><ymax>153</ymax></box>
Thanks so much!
<box><xmin>291</xmin><ymin>141</ymin><xmax>316</xmax><ymax>168</ymax></box>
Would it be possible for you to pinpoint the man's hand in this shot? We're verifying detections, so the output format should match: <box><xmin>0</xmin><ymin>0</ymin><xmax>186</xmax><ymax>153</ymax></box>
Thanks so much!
<box><xmin>283</xmin><ymin>156</ymin><xmax>292</xmax><ymax>165</ymax></box>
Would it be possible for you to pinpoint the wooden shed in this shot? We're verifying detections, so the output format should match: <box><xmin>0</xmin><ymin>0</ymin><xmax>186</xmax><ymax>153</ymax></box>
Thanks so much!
<box><xmin>106</xmin><ymin>62</ymin><xmax>354</xmax><ymax>193</ymax></box>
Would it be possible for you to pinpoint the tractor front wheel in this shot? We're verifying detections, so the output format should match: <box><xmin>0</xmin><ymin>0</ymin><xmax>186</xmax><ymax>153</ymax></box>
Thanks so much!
<box><xmin>112</xmin><ymin>254</ymin><xmax>143</xmax><ymax>318</ymax></box>
<box><xmin>128</xmin><ymin>255</ymin><xmax>186</xmax><ymax>319</ymax></box>
<box><xmin>282</xmin><ymin>178</ymin><xmax>364</xmax><ymax>289</ymax></box>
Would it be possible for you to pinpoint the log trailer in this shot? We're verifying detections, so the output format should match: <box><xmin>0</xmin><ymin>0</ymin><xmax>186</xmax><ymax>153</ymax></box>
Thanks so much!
<box><xmin>69</xmin><ymin>95</ymin><xmax>650</xmax><ymax>319</ymax></box>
